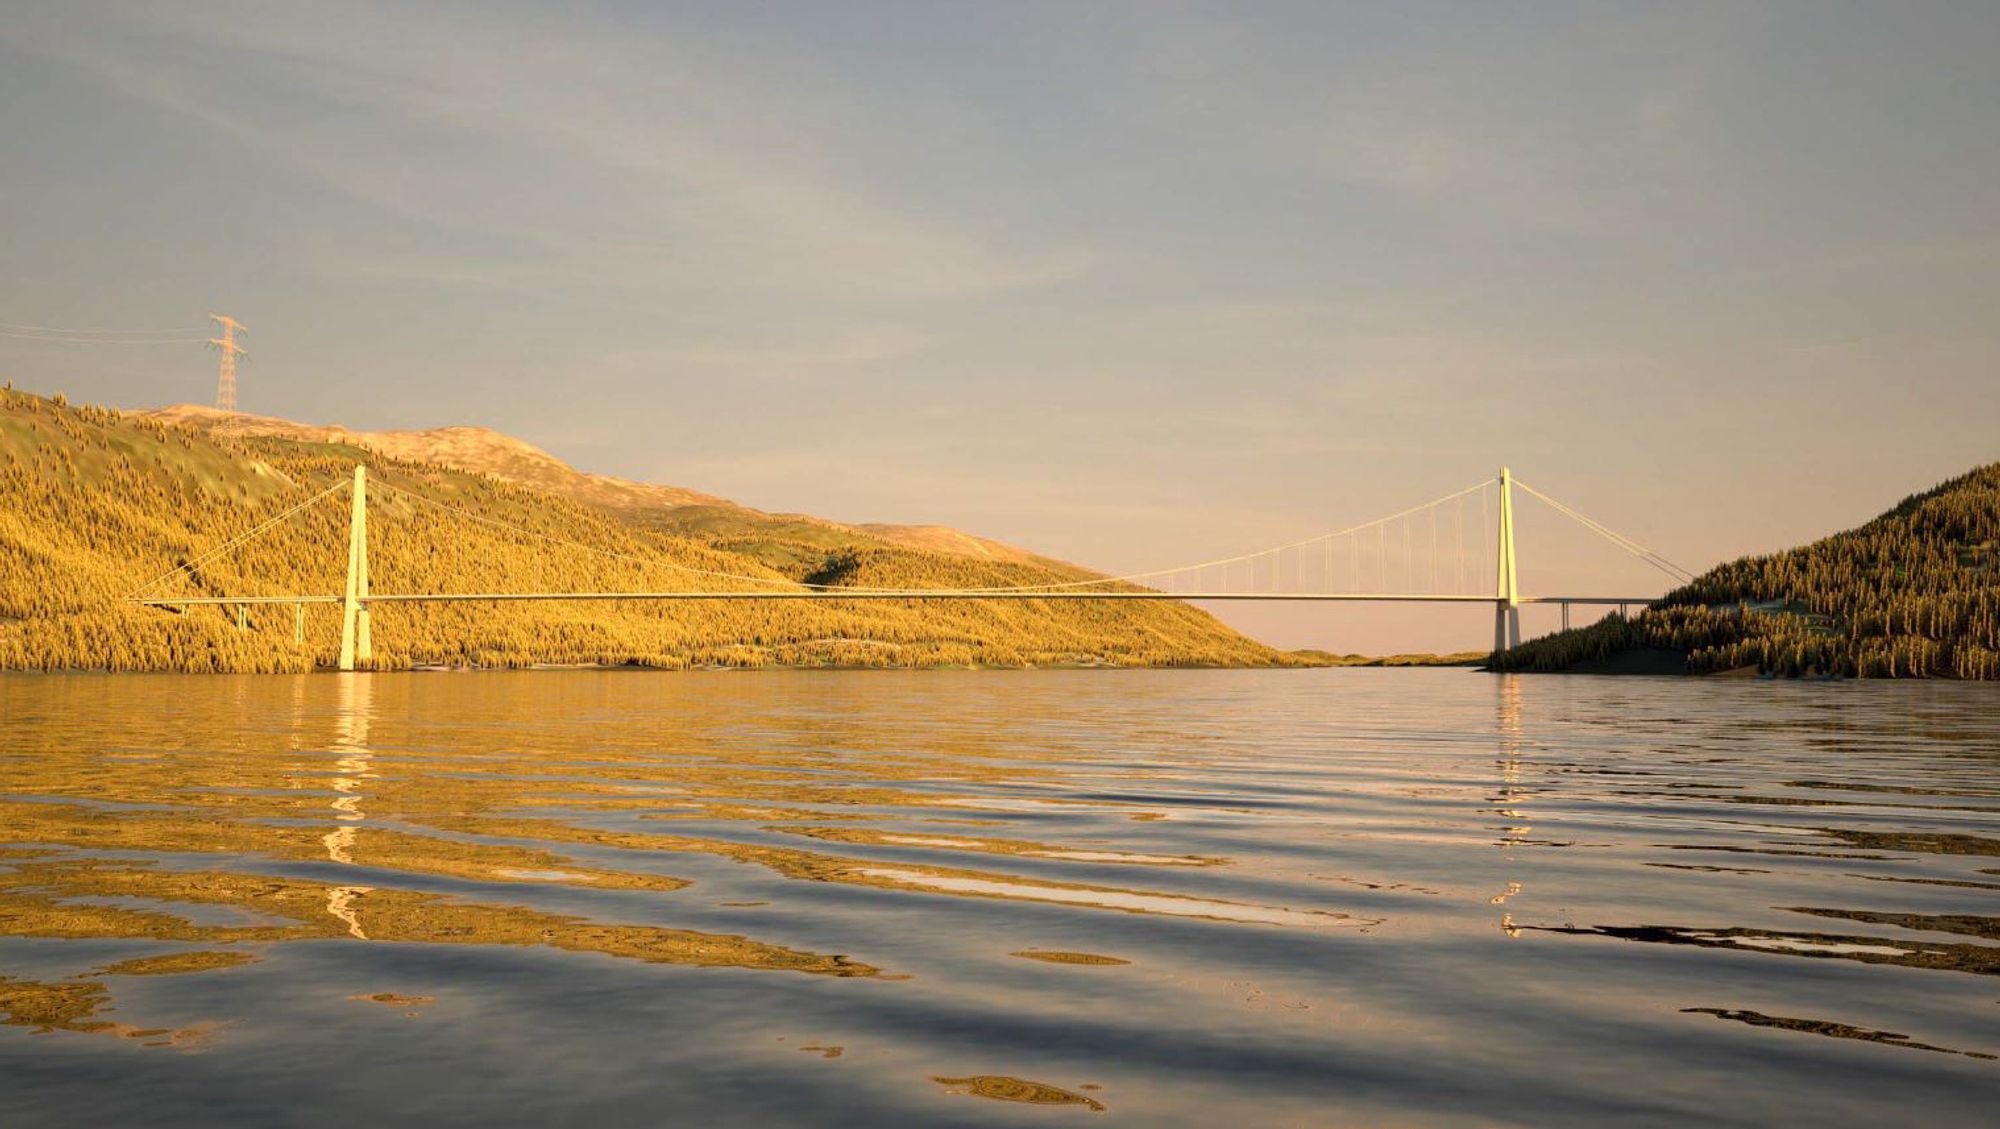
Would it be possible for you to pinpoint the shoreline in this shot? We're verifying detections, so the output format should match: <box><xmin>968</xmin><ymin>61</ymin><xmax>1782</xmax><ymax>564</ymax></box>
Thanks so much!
<box><xmin>0</xmin><ymin>656</ymin><xmax>1489</xmax><ymax>677</ymax></box>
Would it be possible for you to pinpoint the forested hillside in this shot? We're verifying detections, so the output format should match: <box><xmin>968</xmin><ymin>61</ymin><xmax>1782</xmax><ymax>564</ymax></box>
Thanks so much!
<box><xmin>139</xmin><ymin>403</ymin><xmax>1050</xmax><ymax>574</ymax></box>
<box><xmin>0</xmin><ymin>388</ymin><xmax>1290</xmax><ymax>672</ymax></box>
<box><xmin>1491</xmin><ymin>462</ymin><xmax>2000</xmax><ymax>678</ymax></box>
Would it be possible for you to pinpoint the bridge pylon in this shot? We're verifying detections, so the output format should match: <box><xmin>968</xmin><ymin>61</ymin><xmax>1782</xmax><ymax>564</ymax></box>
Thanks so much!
<box><xmin>1493</xmin><ymin>465</ymin><xmax>1521</xmax><ymax>654</ymax></box>
<box><xmin>126</xmin><ymin>463</ymin><xmax>1679</xmax><ymax>662</ymax></box>
<box><xmin>337</xmin><ymin>465</ymin><xmax>372</xmax><ymax>672</ymax></box>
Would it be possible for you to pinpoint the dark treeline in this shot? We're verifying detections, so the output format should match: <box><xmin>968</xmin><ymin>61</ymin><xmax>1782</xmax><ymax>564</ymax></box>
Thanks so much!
<box><xmin>1491</xmin><ymin>462</ymin><xmax>2000</xmax><ymax>678</ymax></box>
<box><xmin>0</xmin><ymin>389</ymin><xmax>1293</xmax><ymax>672</ymax></box>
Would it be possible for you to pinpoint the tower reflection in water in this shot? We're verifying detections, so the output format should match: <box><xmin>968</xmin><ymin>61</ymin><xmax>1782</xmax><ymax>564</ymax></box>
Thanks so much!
<box><xmin>1493</xmin><ymin>676</ymin><xmax>1525</xmax><ymax>938</ymax></box>
<box><xmin>323</xmin><ymin>673</ymin><xmax>375</xmax><ymax>939</ymax></box>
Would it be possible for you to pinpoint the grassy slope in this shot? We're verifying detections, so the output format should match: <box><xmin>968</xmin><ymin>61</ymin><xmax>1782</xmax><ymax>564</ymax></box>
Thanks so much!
<box><xmin>1292</xmin><ymin>649</ymin><xmax>1489</xmax><ymax>667</ymax></box>
<box><xmin>0</xmin><ymin>389</ymin><xmax>1294</xmax><ymax>672</ymax></box>
<box><xmin>1490</xmin><ymin>461</ymin><xmax>2000</xmax><ymax>678</ymax></box>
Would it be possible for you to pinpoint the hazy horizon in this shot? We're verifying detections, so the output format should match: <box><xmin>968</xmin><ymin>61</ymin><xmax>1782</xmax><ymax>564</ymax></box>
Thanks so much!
<box><xmin>5</xmin><ymin>2</ymin><xmax>1997</xmax><ymax>651</ymax></box>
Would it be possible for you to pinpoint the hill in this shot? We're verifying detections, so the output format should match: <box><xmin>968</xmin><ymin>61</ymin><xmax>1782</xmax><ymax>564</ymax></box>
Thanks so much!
<box><xmin>1490</xmin><ymin>462</ymin><xmax>2000</xmax><ymax>679</ymax></box>
<box><xmin>136</xmin><ymin>404</ymin><xmax>1050</xmax><ymax>574</ymax></box>
<box><xmin>4</xmin><ymin>388</ymin><xmax>1293</xmax><ymax>672</ymax></box>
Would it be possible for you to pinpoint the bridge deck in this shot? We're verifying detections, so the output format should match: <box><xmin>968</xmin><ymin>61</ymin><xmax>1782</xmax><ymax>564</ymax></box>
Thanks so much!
<box><xmin>133</xmin><ymin>592</ymin><xmax>1652</xmax><ymax>606</ymax></box>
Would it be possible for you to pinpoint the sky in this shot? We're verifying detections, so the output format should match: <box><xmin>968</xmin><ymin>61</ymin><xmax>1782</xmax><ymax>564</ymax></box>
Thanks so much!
<box><xmin>3</xmin><ymin>2</ymin><xmax>1997</xmax><ymax>652</ymax></box>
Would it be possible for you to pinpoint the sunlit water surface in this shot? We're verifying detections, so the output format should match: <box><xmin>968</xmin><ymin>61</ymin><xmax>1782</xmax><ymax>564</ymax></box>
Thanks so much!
<box><xmin>1</xmin><ymin>670</ymin><xmax>1996</xmax><ymax>1127</ymax></box>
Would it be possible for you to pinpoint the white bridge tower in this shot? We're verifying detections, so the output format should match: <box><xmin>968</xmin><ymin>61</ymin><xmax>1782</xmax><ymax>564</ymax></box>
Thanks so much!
<box><xmin>1494</xmin><ymin>465</ymin><xmax>1521</xmax><ymax>653</ymax></box>
<box><xmin>337</xmin><ymin>465</ymin><xmax>372</xmax><ymax>672</ymax></box>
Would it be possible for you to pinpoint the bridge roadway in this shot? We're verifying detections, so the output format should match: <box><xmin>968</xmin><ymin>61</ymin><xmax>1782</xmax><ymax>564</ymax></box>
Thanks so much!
<box><xmin>135</xmin><ymin>592</ymin><xmax>1650</xmax><ymax>606</ymax></box>
<box><xmin>126</xmin><ymin>464</ymin><xmax>1674</xmax><ymax>668</ymax></box>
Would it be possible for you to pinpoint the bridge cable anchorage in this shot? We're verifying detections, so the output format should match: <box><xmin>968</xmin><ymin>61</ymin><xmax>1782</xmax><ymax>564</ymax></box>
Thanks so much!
<box><xmin>129</xmin><ymin>476</ymin><xmax>351</xmax><ymax>600</ymax></box>
<box><xmin>1510</xmin><ymin>479</ymin><xmax>1695</xmax><ymax>585</ymax></box>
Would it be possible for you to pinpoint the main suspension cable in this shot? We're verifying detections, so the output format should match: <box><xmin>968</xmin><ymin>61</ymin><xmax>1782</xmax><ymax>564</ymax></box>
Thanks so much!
<box><xmin>131</xmin><ymin>476</ymin><xmax>350</xmax><ymax>599</ymax></box>
<box><xmin>1512</xmin><ymin>479</ymin><xmax>1694</xmax><ymax>583</ymax></box>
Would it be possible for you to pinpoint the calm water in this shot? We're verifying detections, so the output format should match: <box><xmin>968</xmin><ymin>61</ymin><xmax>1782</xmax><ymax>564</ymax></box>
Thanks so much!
<box><xmin>1</xmin><ymin>669</ymin><xmax>1996</xmax><ymax>1127</ymax></box>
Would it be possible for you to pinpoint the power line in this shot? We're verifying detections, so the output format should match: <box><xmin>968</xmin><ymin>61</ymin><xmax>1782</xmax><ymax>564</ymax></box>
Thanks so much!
<box><xmin>0</xmin><ymin>321</ymin><xmax>211</xmax><ymax>338</ymax></box>
<box><xmin>0</xmin><ymin>328</ymin><xmax>209</xmax><ymax>344</ymax></box>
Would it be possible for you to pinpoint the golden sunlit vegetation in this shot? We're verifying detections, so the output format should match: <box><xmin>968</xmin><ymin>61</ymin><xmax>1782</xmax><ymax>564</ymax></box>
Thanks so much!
<box><xmin>0</xmin><ymin>388</ymin><xmax>1295</xmax><ymax>672</ymax></box>
<box><xmin>1291</xmin><ymin>649</ymin><xmax>1489</xmax><ymax>667</ymax></box>
<box><xmin>140</xmin><ymin>402</ymin><xmax>1051</xmax><ymax>573</ymax></box>
<box><xmin>1492</xmin><ymin>462</ymin><xmax>2000</xmax><ymax>678</ymax></box>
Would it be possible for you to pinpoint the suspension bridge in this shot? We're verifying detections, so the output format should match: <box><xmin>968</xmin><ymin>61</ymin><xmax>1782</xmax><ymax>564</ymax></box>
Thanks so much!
<box><xmin>130</xmin><ymin>465</ymin><xmax>1691</xmax><ymax>671</ymax></box>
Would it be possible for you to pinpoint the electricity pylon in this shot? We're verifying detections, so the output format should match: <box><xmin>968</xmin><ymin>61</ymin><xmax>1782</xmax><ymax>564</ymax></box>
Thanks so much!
<box><xmin>207</xmin><ymin>314</ymin><xmax>247</xmax><ymax>411</ymax></box>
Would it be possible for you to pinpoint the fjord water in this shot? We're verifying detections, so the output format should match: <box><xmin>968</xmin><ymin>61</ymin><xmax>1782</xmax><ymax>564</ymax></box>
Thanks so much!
<box><xmin>1</xmin><ymin>671</ymin><xmax>1995</xmax><ymax>1127</ymax></box>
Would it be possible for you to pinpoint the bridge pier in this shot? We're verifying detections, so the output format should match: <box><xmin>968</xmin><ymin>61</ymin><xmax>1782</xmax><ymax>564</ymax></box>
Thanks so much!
<box><xmin>1494</xmin><ymin>603</ymin><xmax>1521</xmax><ymax>652</ymax></box>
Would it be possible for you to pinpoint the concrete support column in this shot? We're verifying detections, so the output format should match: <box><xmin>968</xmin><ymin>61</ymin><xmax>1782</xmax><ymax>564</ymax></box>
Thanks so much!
<box><xmin>1492</xmin><ymin>465</ymin><xmax>1521</xmax><ymax>654</ymax></box>
<box><xmin>338</xmin><ymin>465</ymin><xmax>370</xmax><ymax>672</ymax></box>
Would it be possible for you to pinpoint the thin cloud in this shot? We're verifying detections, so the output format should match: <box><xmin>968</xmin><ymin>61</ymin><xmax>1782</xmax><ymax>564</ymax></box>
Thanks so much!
<box><xmin>13</xmin><ymin>3</ymin><xmax>1095</xmax><ymax>303</ymax></box>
